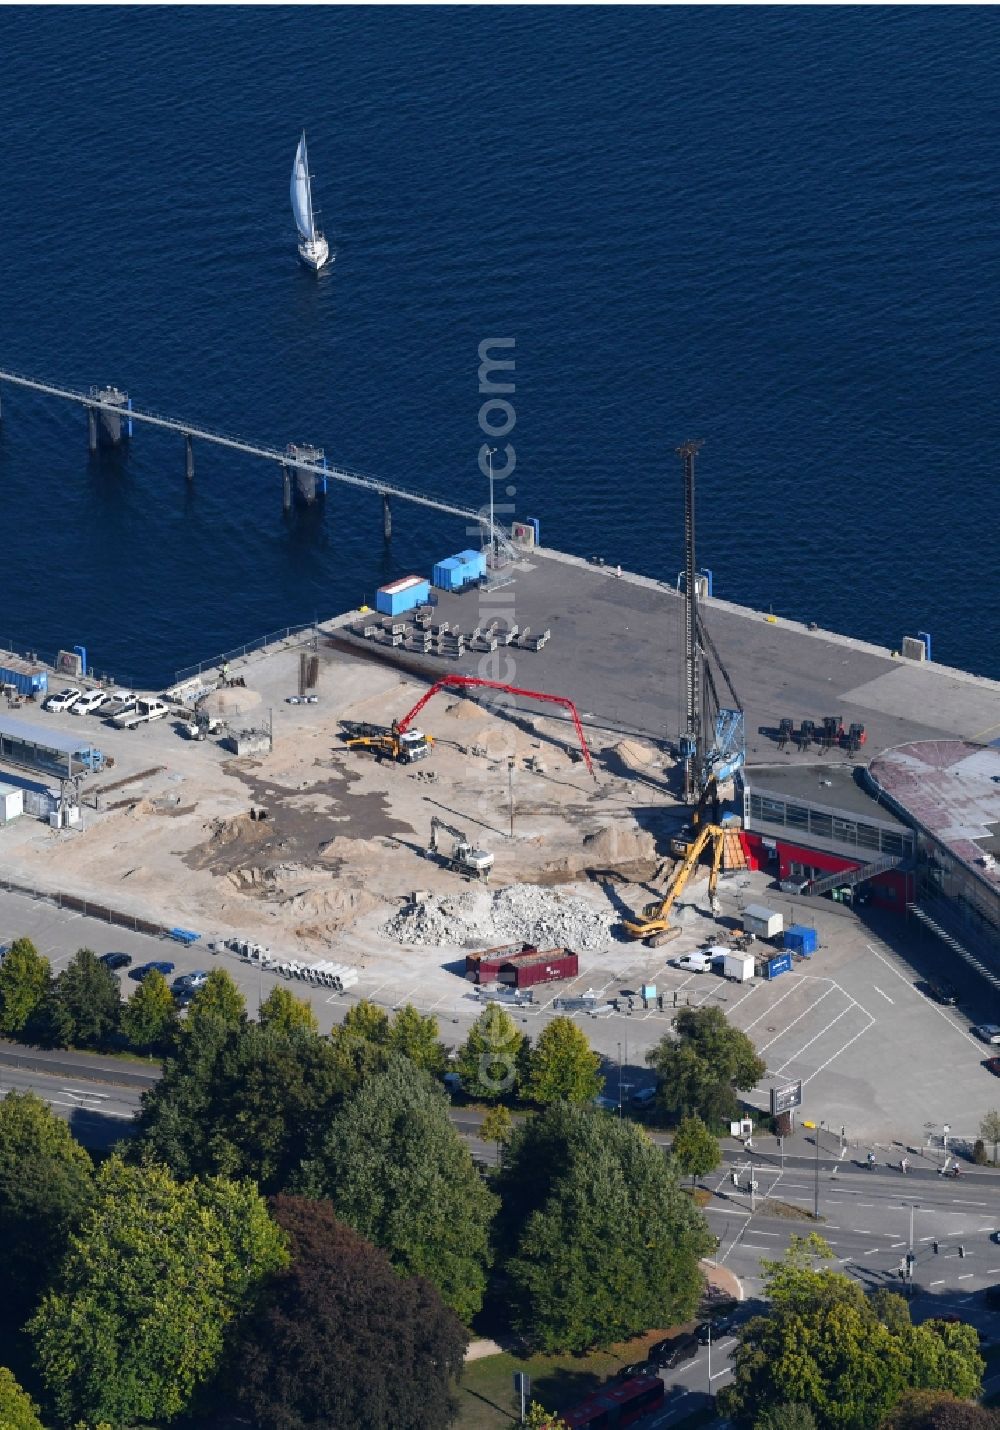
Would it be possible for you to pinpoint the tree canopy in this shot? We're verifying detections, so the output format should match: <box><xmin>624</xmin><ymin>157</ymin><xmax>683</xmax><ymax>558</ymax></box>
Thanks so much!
<box><xmin>259</xmin><ymin>985</ymin><xmax>319</xmax><ymax>1036</ymax></box>
<box><xmin>49</xmin><ymin>948</ymin><xmax>121</xmax><ymax>1049</ymax></box>
<box><xmin>0</xmin><ymin>1091</ymin><xmax>95</xmax><ymax>1340</ymax></box>
<box><xmin>979</xmin><ymin>1110</ymin><xmax>1000</xmax><ymax>1165</ymax></box>
<box><xmin>882</xmin><ymin>1390</ymin><xmax>1000</xmax><ymax>1429</ymax></box>
<box><xmin>120</xmin><ymin>968</ymin><xmax>178</xmax><ymax>1053</ymax></box>
<box><xmin>647</xmin><ymin>1005</ymin><xmax>765</xmax><ymax>1126</ymax></box>
<box><xmin>456</xmin><ymin>1005</ymin><xmax>529</xmax><ymax>1101</ymax></box>
<box><xmin>134</xmin><ymin>1016</ymin><xmax>359</xmax><ymax>1191</ymax></box>
<box><xmin>670</xmin><ymin>1113</ymin><xmax>721</xmax><ymax>1186</ymax></box>
<box><xmin>0</xmin><ymin>1368</ymin><xmax>45</xmax><ymax>1430</ymax></box>
<box><xmin>293</xmin><ymin>1057</ymin><xmax>497</xmax><ymax>1322</ymax></box>
<box><xmin>497</xmin><ymin>1103</ymin><xmax>712</xmax><ymax>1351</ymax></box>
<box><xmin>525</xmin><ymin>1016</ymin><xmax>604</xmax><ymax>1105</ymax></box>
<box><xmin>0</xmin><ymin>938</ymin><xmax>51</xmax><ymax>1036</ymax></box>
<box><xmin>719</xmin><ymin>1237</ymin><xmax>985</xmax><ymax>1428</ymax></box>
<box><xmin>386</xmin><ymin>1003</ymin><xmax>448</xmax><ymax>1075</ymax></box>
<box><xmin>235</xmin><ymin>1195</ymin><xmax>467</xmax><ymax>1430</ymax></box>
<box><xmin>30</xmin><ymin>1156</ymin><xmax>288</xmax><ymax>1428</ymax></box>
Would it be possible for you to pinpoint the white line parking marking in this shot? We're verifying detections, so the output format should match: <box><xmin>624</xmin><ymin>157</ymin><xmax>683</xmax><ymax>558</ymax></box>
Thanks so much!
<box><xmin>865</xmin><ymin>942</ymin><xmax>986</xmax><ymax>1051</ymax></box>
<box><xmin>930</xmin><ymin>1279</ymin><xmax>945</xmax><ymax>1286</ymax></box>
<box><xmin>757</xmin><ymin>988</ymin><xmax>841</xmax><ymax>1053</ymax></box>
<box><xmin>801</xmin><ymin>1016</ymin><xmax>877</xmax><ymax>1085</ymax></box>
<box><xmin>872</xmin><ymin>986</ymin><xmax>894</xmax><ymax>1005</ymax></box>
<box><xmin>742</xmin><ymin>979</ymin><xmax>808</xmax><ymax>1032</ymax></box>
<box><xmin>774</xmin><ymin>1005</ymin><xmax>854</xmax><ymax>1074</ymax></box>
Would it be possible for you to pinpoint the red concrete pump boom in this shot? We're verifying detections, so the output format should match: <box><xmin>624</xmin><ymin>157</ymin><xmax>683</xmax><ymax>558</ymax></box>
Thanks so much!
<box><xmin>396</xmin><ymin>674</ymin><xmax>595</xmax><ymax>777</ymax></box>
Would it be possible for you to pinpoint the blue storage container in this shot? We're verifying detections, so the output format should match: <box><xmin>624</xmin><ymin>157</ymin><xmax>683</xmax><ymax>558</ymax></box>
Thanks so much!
<box><xmin>784</xmin><ymin>924</ymin><xmax>818</xmax><ymax>956</ymax></box>
<box><xmin>432</xmin><ymin>557</ymin><xmax>463</xmax><ymax>591</ymax></box>
<box><xmin>456</xmin><ymin>548</ymin><xmax>486</xmax><ymax>580</ymax></box>
<box><xmin>375</xmin><ymin>576</ymin><xmax>430</xmax><ymax>616</ymax></box>
<box><xmin>0</xmin><ymin>662</ymin><xmax>48</xmax><ymax>698</ymax></box>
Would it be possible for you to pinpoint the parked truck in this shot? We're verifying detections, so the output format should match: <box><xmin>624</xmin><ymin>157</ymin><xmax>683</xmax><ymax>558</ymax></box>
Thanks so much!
<box><xmin>114</xmin><ymin>697</ymin><xmax>171</xmax><ymax>730</ymax></box>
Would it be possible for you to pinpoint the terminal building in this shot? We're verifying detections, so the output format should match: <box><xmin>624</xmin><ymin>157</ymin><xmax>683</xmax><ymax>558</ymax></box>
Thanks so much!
<box><xmin>740</xmin><ymin>740</ymin><xmax>1000</xmax><ymax>988</ymax></box>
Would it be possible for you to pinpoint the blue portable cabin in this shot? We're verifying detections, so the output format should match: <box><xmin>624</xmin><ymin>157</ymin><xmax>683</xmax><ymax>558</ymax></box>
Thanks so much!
<box><xmin>784</xmin><ymin>924</ymin><xmax>818</xmax><ymax>957</ymax></box>
<box><xmin>456</xmin><ymin>548</ymin><xmax>487</xmax><ymax>581</ymax></box>
<box><xmin>375</xmin><ymin>576</ymin><xmax>431</xmax><ymax>617</ymax></box>
<box><xmin>0</xmin><ymin>657</ymin><xmax>48</xmax><ymax>699</ymax></box>
<box><xmin>432</xmin><ymin>557</ymin><xmax>463</xmax><ymax>592</ymax></box>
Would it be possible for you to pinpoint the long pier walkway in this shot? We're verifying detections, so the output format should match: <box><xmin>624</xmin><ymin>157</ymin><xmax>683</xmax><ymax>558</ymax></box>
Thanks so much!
<box><xmin>0</xmin><ymin>365</ymin><xmax>495</xmax><ymax>538</ymax></box>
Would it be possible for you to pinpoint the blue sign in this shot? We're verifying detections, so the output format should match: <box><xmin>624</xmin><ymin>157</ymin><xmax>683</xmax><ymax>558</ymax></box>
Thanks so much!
<box><xmin>766</xmin><ymin>953</ymin><xmax>793</xmax><ymax>979</ymax></box>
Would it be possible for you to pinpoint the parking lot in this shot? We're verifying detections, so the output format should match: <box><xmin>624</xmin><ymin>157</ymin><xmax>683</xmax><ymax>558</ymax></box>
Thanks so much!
<box><xmin>3</xmin><ymin>859</ymin><xmax>1000</xmax><ymax>1145</ymax></box>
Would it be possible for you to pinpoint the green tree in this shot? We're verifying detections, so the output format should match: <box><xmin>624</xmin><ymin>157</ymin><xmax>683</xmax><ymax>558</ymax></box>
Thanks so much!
<box><xmin>183</xmin><ymin>967</ymin><xmax>246</xmax><ymax>1040</ymax></box>
<box><xmin>526</xmin><ymin>1401</ymin><xmax>570</xmax><ymax>1429</ymax></box>
<box><xmin>498</xmin><ymin>1103</ymin><xmax>712</xmax><ymax>1351</ymax></box>
<box><xmin>979</xmin><ymin>1110</ymin><xmax>1000</xmax><ymax>1164</ymax></box>
<box><xmin>52</xmin><ymin>948</ymin><xmax>121</xmax><ymax>1049</ymax></box>
<box><xmin>0</xmin><ymin>1367</ymin><xmax>45</xmax><ymax>1430</ymax></box>
<box><xmin>456</xmin><ymin>1005</ymin><xmax>529</xmax><ymax>1101</ymax></box>
<box><xmin>293</xmin><ymin>1057</ymin><xmax>497</xmax><ymax>1322</ymax></box>
<box><xmin>387</xmin><ymin>1003</ymin><xmax>447</xmax><ymax>1075</ymax></box>
<box><xmin>30</xmin><ymin>1155</ymin><xmax>288</xmax><ymax>1428</ymax></box>
<box><xmin>0</xmin><ymin>1092</ymin><xmax>94</xmax><ymax>1338</ymax></box>
<box><xmin>135</xmin><ymin>1018</ymin><xmax>358</xmax><ymax>1191</ymax></box>
<box><xmin>755</xmin><ymin>1407</ymin><xmax>818</xmax><ymax>1430</ymax></box>
<box><xmin>259</xmin><ymin>985</ymin><xmax>319</xmax><ymax>1035</ymax></box>
<box><xmin>235</xmin><ymin>1195</ymin><xmax>467</xmax><ymax>1430</ymax></box>
<box><xmin>481</xmin><ymin>1104</ymin><xmax>514</xmax><ymax>1161</ymax></box>
<box><xmin>341</xmin><ymin>998</ymin><xmax>390</xmax><ymax>1044</ymax></box>
<box><xmin>647</xmin><ymin>1006</ymin><xmax>765</xmax><ymax>1126</ymax></box>
<box><xmin>719</xmin><ymin>1240</ymin><xmax>984</xmax><ymax>1428</ymax></box>
<box><xmin>525</xmin><ymin>1017</ymin><xmax>603</xmax><ymax>1105</ymax></box>
<box><xmin>0</xmin><ymin>937</ymin><xmax>51</xmax><ymax>1036</ymax></box>
<box><xmin>670</xmin><ymin>1113</ymin><xmax>721</xmax><ymax>1187</ymax></box>
<box><xmin>120</xmin><ymin>968</ymin><xmax>178</xmax><ymax>1053</ymax></box>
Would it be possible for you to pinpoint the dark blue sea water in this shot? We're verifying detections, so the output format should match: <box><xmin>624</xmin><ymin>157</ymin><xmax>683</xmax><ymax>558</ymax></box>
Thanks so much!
<box><xmin>1</xmin><ymin>6</ymin><xmax>997</xmax><ymax>686</ymax></box>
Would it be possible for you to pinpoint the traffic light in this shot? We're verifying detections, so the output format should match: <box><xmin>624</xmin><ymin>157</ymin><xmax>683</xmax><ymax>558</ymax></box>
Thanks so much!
<box><xmin>933</xmin><ymin>1241</ymin><xmax>939</xmax><ymax>1255</ymax></box>
<box><xmin>959</xmin><ymin>1245</ymin><xmax>966</xmax><ymax>1259</ymax></box>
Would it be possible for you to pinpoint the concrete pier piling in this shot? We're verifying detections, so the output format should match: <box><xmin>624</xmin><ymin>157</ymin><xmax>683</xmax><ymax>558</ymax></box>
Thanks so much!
<box><xmin>284</xmin><ymin>443</ymin><xmax>325</xmax><ymax>505</ymax></box>
<box><xmin>282</xmin><ymin>466</ymin><xmax>292</xmax><ymax>513</ymax></box>
<box><xmin>89</xmin><ymin>386</ymin><xmax>131</xmax><ymax>447</ymax></box>
<box><xmin>382</xmin><ymin>493</ymin><xmax>392</xmax><ymax>540</ymax></box>
<box><xmin>87</xmin><ymin>407</ymin><xmax>98</xmax><ymax>452</ymax></box>
<box><xmin>184</xmin><ymin>433</ymin><xmax>194</xmax><ymax>482</ymax></box>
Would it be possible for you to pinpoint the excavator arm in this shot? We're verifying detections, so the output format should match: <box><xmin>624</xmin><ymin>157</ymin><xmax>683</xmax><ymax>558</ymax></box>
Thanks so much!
<box><xmin>622</xmin><ymin>824</ymin><xmax>725</xmax><ymax>943</ymax></box>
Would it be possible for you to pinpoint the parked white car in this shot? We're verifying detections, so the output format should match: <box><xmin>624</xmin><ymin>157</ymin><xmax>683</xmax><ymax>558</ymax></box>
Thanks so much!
<box><xmin>71</xmin><ymin>690</ymin><xmax>109</xmax><ymax>716</ymax></box>
<box><xmin>44</xmin><ymin>687</ymin><xmax>83</xmax><ymax>713</ymax></box>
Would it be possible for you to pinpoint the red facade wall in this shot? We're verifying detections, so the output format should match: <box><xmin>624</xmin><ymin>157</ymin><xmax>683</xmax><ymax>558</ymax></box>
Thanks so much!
<box><xmin>741</xmin><ymin>832</ymin><xmax>912</xmax><ymax>911</ymax></box>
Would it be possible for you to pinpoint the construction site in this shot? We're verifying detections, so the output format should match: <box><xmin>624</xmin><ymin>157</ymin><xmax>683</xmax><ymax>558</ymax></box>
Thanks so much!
<box><xmin>2</xmin><ymin>444</ymin><xmax>1000</xmax><ymax>1134</ymax></box>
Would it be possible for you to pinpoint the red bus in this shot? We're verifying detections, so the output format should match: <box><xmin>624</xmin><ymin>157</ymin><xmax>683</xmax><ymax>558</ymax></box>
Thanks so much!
<box><xmin>559</xmin><ymin>1375</ymin><xmax>666</xmax><ymax>1428</ymax></box>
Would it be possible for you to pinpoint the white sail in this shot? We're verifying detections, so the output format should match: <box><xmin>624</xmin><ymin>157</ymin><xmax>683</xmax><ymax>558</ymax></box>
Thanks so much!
<box><xmin>290</xmin><ymin>133</ymin><xmax>316</xmax><ymax>243</ymax></box>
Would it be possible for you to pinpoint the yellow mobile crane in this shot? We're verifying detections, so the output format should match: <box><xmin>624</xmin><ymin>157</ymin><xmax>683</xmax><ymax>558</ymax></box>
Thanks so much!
<box><xmin>622</xmin><ymin>823</ymin><xmax>727</xmax><ymax>946</ymax></box>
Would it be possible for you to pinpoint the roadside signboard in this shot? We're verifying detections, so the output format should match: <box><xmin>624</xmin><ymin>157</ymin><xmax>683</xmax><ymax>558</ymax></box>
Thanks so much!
<box><xmin>770</xmin><ymin>1081</ymin><xmax>803</xmax><ymax>1116</ymax></box>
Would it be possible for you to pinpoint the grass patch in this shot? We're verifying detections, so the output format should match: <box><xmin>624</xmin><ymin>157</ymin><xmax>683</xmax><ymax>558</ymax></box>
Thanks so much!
<box><xmin>757</xmin><ymin>1198</ymin><xmax>821</xmax><ymax>1221</ymax></box>
<box><xmin>458</xmin><ymin>1328</ymin><xmax>693</xmax><ymax>1429</ymax></box>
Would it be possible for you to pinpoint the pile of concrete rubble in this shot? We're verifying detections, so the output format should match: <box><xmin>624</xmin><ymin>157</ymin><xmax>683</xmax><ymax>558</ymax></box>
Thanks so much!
<box><xmin>380</xmin><ymin>883</ymin><xmax>613</xmax><ymax>951</ymax></box>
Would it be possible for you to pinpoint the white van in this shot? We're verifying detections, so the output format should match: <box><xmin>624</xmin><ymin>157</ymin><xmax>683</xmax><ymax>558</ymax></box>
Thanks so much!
<box><xmin>672</xmin><ymin>951</ymin><xmax>712</xmax><ymax>974</ymax></box>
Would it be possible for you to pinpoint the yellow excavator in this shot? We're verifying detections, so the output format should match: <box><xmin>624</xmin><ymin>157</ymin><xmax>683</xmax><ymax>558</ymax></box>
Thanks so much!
<box><xmin>622</xmin><ymin>823</ymin><xmax>727</xmax><ymax>946</ymax></box>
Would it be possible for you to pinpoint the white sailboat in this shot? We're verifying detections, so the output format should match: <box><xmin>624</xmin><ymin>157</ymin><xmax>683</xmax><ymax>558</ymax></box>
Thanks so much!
<box><xmin>290</xmin><ymin>131</ymin><xmax>330</xmax><ymax>271</ymax></box>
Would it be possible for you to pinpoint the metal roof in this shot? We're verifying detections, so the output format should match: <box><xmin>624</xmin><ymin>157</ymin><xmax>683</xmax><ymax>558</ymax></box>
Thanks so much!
<box><xmin>869</xmin><ymin>741</ymin><xmax>1000</xmax><ymax>892</ymax></box>
<box><xmin>0</xmin><ymin>715</ymin><xmax>97</xmax><ymax>755</ymax></box>
<box><xmin>742</xmin><ymin>763</ymin><xmax>907</xmax><ymax>827</ymax></box>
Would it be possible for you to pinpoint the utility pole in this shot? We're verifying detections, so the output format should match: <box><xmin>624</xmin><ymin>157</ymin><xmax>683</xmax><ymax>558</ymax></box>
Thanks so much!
<box><xmin>707</xmin><ymin>1319</ymin><xmax>713</xmax><ymax>1393</ymax></box>
<box><xmin>617</xmin><ymin>1041</ymin><xmax>623</xmax><ymax>1117</ymax></box>
<box><xmin>508</xmin><ymin>756</ymin><xmax>515</xmax><ymax>838</ymax></box>
<box><xmin>677</xmin><ymin>440</ymin><xmax>703</xmax><ymax>804</ymax></box>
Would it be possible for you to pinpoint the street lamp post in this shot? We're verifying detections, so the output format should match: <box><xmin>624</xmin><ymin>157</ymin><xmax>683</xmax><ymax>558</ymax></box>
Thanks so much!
<box><xmin>487</xmin><ymin>446</ymin><xmax>497</xmax><ymax>565</ymax></box>
<box><xmin>617</xmin><ymin>1041</ymin><xmax>622</xmax><ymax>1117</ymax></box>
<box><xmin>707</xmin><ymin>1319</ymin><xmax>713</xmax><ymax>1394</ymax></box>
